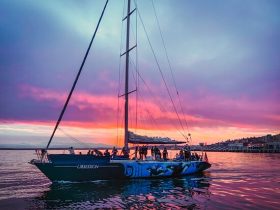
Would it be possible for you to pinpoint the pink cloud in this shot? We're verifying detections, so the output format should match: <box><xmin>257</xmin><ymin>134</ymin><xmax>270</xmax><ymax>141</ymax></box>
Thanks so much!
<box><xmin>17</xmin><ymin>84</ymin><xmax>279</xmax><ymax>133</ymax></box>
<box><xmin>179</xmin><ymin>90</ymin><xmax>280</xmax><ymax>129</ymax></box>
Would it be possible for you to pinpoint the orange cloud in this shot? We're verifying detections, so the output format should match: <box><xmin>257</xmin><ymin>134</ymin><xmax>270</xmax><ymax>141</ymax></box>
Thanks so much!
<box><xmin>11</xmin><ymin>84</ymin><xmax>279</xmax><ymax>145</ymax></box>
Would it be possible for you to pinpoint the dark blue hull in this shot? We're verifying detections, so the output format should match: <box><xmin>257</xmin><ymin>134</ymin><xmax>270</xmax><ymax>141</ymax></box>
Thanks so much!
<box><xmin>32</xmin><ymin>154</ymin><xmax>211</xmax><ymax>182</ymax></box>
<box><xmin>34</xmin><ymin>162</ymin><xmax>125</xmax><ymax>181</ymax></box>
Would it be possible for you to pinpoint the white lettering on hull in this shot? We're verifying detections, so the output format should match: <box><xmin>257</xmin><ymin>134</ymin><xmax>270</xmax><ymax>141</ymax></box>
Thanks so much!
<box><xmin>77</xmin><ymin>165</ymin><xmax>99</xmax><ymax>169</ymax></box>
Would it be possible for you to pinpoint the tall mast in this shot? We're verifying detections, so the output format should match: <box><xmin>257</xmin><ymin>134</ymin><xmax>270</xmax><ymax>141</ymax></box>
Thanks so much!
<box><xmin>124</xmin><ymin>0</ymin><xmax>131</xmax><ymax>148</ymax></box>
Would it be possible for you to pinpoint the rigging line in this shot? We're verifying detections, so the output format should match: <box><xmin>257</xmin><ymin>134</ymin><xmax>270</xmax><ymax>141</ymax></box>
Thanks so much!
<box><xmin>46</xmin><ymin>0</ymin><xmax>109</xmax><ymax>150</ymax></box>
<box><xmin>138</xmin><ymin>92</ymin><xmax>166</xmax><ymax>137</ymax></box>
<box><xmin>129</xmin><ymin>58</ymin><xmax>185</xmax><ymax>138</ymax></box>
<box><xmin>117</xmin><ymin>0</ymin><xmax>126</xmax><ymax>146</ymax></box>
<box><xmin>130</xmin><ymin>59</ymin><xmax>164</xmax><ymax>136</ymax></box>
<box><xmin>134</xmin><ymin>90</ymin><xmax>162</xmax><ymax>135</ymax></box>
<box><xmin>135</xmin><ymin>0</ymin><xmax>139</xmax><ymax>132</ymax></box>
<box><xmin>132</xmin><ymin>64</ymin><xmax>164</xmax><ymax>136</ymax></box>
<box><xmin>152</xmin><ymin>0</ymin><xmax>190</xmax><ymax>134</ymax></box>
<box><xmin>58</xmin><ymin>127</ymin><xmax>91</xmax><ymax>148</ymax></box>
<box><xmin>129</xmin><ymin>57</ymin><xmax>185</xmax><ymax>138</ymax></box>
<box><xmin>135</xmin><ymin>4</ymin><xmax>186</xmax><ymax>139</ymax></box>
<box><xmin>117</xmin><ymin>104</ymin><xmax>125</xmax><ymax>146</ymax></box>
<box><xmin>127</xmin><ymin>58</ymin><xmax>138</xmax><ymax>133</ymax></box>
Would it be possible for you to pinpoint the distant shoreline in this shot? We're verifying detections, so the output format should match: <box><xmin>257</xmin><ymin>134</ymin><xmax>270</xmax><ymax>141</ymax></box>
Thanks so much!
<box><xmin>192</xmin><ymin>148</ymin><xmax>280</xmax><ymax>153</ymax></box>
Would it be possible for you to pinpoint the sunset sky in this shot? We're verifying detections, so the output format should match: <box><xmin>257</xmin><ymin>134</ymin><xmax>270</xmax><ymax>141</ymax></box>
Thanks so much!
<box><xmin>0</xmin><ymin>0</ymin><xmax>279</xmax><ymax>147</ymax></box>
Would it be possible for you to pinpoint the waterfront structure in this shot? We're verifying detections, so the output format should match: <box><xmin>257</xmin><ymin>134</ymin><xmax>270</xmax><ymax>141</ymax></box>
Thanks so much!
<box><xmin>193</xmin><ymin>134</ymin><xmax>280</xmax><ymax>153</ymax></box>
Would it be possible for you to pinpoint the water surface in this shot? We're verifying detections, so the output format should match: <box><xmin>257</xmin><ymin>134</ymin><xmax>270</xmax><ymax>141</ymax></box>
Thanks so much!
<box><xmin>0</xmin><ymin>151</ymin><xmax>279</xmax><ymax>209</ymax></box>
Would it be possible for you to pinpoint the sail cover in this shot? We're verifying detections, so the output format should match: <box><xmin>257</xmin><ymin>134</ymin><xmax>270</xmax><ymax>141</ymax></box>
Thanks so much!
<box><xmin>128</xmin><ymin>131</ymin><xmax>186</xmax><ymax>144</ymax></box>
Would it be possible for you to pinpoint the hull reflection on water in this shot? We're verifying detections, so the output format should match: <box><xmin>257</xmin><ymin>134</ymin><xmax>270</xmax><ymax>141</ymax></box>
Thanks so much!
<box><xmin>32</xmin><ymin>173</ymin><xmax>210</xmax><ymax>209</ymax></box>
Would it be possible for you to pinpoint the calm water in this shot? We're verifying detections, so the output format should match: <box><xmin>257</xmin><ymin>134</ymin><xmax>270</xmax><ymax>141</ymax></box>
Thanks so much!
<box><xmin>0</xmin><ymin>151</ymin><xmax>279</xmax><ymax>209</ymax></box>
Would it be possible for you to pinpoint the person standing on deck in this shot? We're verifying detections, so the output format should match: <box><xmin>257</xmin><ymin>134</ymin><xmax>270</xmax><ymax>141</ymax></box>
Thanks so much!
<box><xmin>121</xmin><ymin>147</ymin><xmax>129</xmax><ymax>158</ymax></box>
<box><xmin>112</xmin><ymin>147</ymin><xmax>118</xmax><ymax>157</ymax></box>
<box><xmin>69</xmin><ymin>147</ymin><xmax>75</xmax><ymax>155</ymax></box>
<box><xmin>163</xmin><ymin>147</ymin><xmax>168</xmax><ymax>160</ymax></box>
<box><xmin>104</xmin><ymin>149</ymin><xmax>110</xmax><ymax>157</ymax></box>
<box><xmin>151</xmin><ymin>146</ymin><xmax>154</xmax><ymax>159</ymax></box>
<box><xmin>143</xmin><ymin>145</ymin><xmax>148</xmax><ymax>159</ymax></box>
<box><xmin>179</xmin><ymin>149</ymin><xmax>184</xmax><ymax>160</ymax></box>
<box><xmin>135</xmin><ymin>146</ymin><xmax>139</xmax><ymax>159</ymax></box>
<box><xmin>139</xmin><ymin>146</ymin><xmax>143</xmax><ymax>160</ymax></box>
<box><xmin>194</xmin><ymin>152</ymin><xmax>199</xmax><ymax>160</ymax></box>
<box><xmin>94</xmin><ymin>149</ymin><xmax>103</xmax><ymax>156</ymax></box>
<box><xmin>183</xmin><ymin>145</ymin><xmax>191</xmax><ymax>160</ymax></box>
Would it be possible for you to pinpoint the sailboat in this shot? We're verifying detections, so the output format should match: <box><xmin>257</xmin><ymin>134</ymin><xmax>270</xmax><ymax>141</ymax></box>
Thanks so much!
<box><xmin>30</xmin><ymin>0</ymin><xmax>211</xmax><ymax>182</ymax></box>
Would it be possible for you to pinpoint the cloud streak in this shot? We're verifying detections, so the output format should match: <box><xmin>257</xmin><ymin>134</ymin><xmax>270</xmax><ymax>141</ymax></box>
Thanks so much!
<box><xmin>13</xmin><ymin>83</ymin><xmax>280</xmax><ymax>131</ymax></box>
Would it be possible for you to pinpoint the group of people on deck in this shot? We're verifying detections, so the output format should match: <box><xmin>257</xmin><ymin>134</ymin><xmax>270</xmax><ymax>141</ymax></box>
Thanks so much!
<box><xmin>85</xmin><ymin>149</ymin><xmax>104</xmax><ymax>156</ymax></box>
<box><xmin>79</xmin><ymin>146</ymin><xmax>129</xmax><ymax>158</ymax></box>
<box><xmin>73</xmin><ymin>144</ymin><xmax>202</xmax><ymax>161</ymax></box>
<box><xmin>175</xmin><ymin>145</ymin><xmax>201</xmax><ymax>161</ymax></box>
<box><xmin>134</xmin><ymin>146</ymin><xmax>169</xmax><ymax>161</ymax></box>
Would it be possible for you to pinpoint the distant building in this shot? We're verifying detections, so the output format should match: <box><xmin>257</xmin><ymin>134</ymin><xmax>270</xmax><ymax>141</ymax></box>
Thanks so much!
<box><xmin>228</xmin><ymin>143</ymin><xmax>244</xmax><ymax>150</ymax></box>
<box><xmin>265</xmin><ymin>142</ymin><xmax>280</xmax><ymax>150</ymax></box>
<box><xmin>247</xmin><ymin>141</ymin><xmax>265</xmax><ymax>149</ymax></box>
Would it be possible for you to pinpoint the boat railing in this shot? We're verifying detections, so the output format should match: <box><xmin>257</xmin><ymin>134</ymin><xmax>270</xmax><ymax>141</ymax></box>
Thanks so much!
<box><xmin>201</xmin><ymin>152</ymin><xmax>209</xmax><ymax>163</ymax></box>
<box><xmin>32</xmin><ymin>148</ymin><xmax>209</xmax><ymax>163</ymax></box>
<box><xmin>35</xmin><ymin>149</ymin><xmax>49</xmax><ymax>163</ymax></box>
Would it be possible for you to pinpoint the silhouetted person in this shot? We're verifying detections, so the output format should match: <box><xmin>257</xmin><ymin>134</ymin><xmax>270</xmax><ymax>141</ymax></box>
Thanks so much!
<box><xmin>94</xmin><ymin>149</ymin><xmax>103</xmax><ymax>156</ymax></box>
<box><xmin>121</xmin><ymin>147</ymin><xmax>129</xmax><ymax>158</ymax></box>
<box><xmin>69</xmin><ymin>147</ymin><xmax>75</xmax><ymax>155</ymax></box>
<box><xmin>143</xmin><ymin>146</ymin><xmax>148</xmax><ymax>159</ymax></box>
<box><xmin>163</xmin><ymin>147</ymin><xmax>168</xmax><ymax>160</ymax></box>
<box><xmin>179</xmin><ymin>149</ymin><xmax>184</xmax><ymax>159</ymax></box>
<box><xmin>183</xmin><ymin>145</ymin><xmax>191</xmax><ymax>160</ymax></box>
<box><xmin>139</xmin><ymin>146</ymin><xmax>143</xmax><ymax>160</ymax></box>
<box><xmin>194</xmin><ymin>152</ymin><xmax>199</xmax><ymax>160</ymax></box>
<box><xmin>112</xmin><ymin>147</ymin><xmax>118</xmax><ymax>156</ymax></box>
<box><xmin>154</xmin><ymin>146</ymin><xmax>160</xmax><ymax>160</ymax></box>
<box><xmin>104</xmin><ymin>149</ymin><xmax>110</xmax><ymax>157</ymax></box>
<box><xmin>151</xmin><ymin>146</ymin><xmax>154</xmax><ymax>158</ymax></box>
<box><xmin>135</xmin><ymin>146</ymin><xmax>139</xmax><ymax>159</ymax></box>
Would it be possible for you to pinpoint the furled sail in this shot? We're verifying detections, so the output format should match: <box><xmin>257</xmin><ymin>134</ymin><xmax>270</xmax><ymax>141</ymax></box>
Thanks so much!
<box><xmin>128</xmin><ymin>131</ymin><xmax>186</xmax><ymax>144</ymax></box>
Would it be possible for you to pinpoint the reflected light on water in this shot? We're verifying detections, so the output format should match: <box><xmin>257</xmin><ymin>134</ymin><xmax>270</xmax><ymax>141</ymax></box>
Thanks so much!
<box><xmin>0</xmin><ymin>151</ymin><xmax>279</xmax><ymax>209</ymax></box>
<box><xmin>28</xmin><ymin>175</ymin><xmax>210</xmax><ymax>209</ymax></box>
